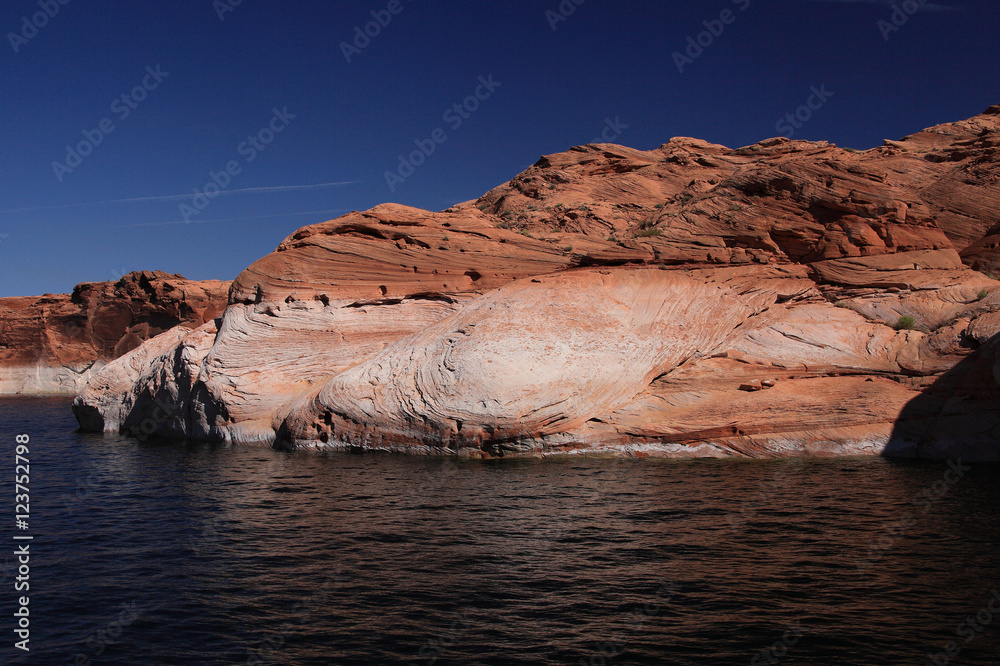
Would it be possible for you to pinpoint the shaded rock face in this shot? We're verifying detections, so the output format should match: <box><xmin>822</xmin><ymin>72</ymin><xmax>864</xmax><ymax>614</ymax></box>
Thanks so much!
<box><xmin>885</xmin><ymin>331</ymin><xmax>1000</xmax><ymax>461</ymax></box>
<box><xmin>0</xmin><ymin>271</ymin><xmax>230</xmax><ymax>394</ymax></box>
<box><xmin>73</xmin><ymin>107</ymin><xmax>1000</xmax><ymax>460</ymax></box>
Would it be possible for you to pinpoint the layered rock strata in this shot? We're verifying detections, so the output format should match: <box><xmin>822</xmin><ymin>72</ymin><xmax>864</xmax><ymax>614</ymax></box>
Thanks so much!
<box><xmin>71</xmin><ymin>107</ymin><xmax>1000</xmax><ymax>459</ymax></box>
<box><xmin>0</xmin><ymin>271</ymin><xmax>229</xmax><ymax>394</ymax></box>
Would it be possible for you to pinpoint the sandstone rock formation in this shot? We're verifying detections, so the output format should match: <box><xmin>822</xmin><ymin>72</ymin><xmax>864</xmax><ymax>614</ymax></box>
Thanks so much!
<box><xmin>0</xmin><ymin>271</ymin><xmax>229</xmax><ymax>394</ymax></box>
<box><xmin>72</xmin><ymin>106</ymin><xmax>1000</xmax><ymax>460</ymax></box>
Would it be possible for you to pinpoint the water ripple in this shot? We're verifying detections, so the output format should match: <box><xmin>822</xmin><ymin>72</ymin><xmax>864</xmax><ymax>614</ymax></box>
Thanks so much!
<box><xmin>1</xmin><ymin>397</ymin><xmax>998</xmax><ymax>665</ymax></box>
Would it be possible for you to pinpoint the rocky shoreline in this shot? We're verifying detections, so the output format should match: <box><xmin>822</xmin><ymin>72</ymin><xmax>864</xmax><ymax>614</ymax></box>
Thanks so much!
<box><xmin>6</xmin><ymin>107</ymin><xmax>1000</xmax><ymax>460</ymax></box>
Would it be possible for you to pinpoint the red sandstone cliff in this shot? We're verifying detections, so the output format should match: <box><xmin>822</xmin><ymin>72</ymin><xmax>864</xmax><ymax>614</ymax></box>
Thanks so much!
<box><xmin>71</xmin><ymin>107</ymin><xmax>1000</xmax><ymax>459</ymax></box>
<box><xmin>0</xmin><ymin>271</ymin><xmax>230</xmax><ymax>394</ymax></box>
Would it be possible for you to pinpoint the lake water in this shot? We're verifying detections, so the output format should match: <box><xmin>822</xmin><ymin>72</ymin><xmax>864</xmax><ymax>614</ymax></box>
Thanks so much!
<box><xmin>1</xmin><ymin>396</ymin><xmax>999</xmax><ymax>665</ymax></box>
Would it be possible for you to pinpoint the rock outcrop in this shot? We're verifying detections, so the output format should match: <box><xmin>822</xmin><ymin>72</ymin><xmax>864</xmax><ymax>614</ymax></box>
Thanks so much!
<box><xmin>72</xmin><ymin>107</ymin><xmax>1000</xmax><ymax>460</ymax></box>
<box><xmin>0</xmin><ymin>271</ymin><xmax>229</xmax><ymax>394</ymax></box>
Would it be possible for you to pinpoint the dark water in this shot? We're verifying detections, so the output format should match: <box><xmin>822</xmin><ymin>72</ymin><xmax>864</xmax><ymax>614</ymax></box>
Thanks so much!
<box><xmin>1</xmin><ymin>397</ymin><xmax>999</xmax><ymax>665</ymax></box>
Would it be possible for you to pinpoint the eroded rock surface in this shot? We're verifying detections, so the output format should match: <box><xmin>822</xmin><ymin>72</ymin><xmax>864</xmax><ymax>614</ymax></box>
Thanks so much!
<box><xmin>71</xmin><ymin>107</ymin><xmax>1000</xmax><ymax>460</ymax></box>
<box><xmin>0</xmin><ymin>271</ymin><xmax>229</xmax><ymax>394</ymax></box>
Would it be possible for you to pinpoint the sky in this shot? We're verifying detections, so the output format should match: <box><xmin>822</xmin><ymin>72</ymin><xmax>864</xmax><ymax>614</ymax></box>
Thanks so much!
<box><xmin>1</xmin><ymin>0</ymin><xmax>997</xmax><ymax>297</ymax></box>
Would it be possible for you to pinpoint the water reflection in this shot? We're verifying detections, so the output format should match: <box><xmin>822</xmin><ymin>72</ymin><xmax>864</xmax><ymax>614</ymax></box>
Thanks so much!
<box><xmin>2</xmin><ymin>397</ymin><xmax>998</xmax><ymax>664</ymax></box>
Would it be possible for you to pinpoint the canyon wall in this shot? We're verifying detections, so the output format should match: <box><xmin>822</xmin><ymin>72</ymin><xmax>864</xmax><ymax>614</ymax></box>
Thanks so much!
<box><xmin>0</xmin><ymin>271</ymin><xmax>229</xmax><ymax>394</ymax></box>
<box><xmin>70</xmin><ymin>106</ymin><xmax>1000</xmax><ymax>459</ymax></box>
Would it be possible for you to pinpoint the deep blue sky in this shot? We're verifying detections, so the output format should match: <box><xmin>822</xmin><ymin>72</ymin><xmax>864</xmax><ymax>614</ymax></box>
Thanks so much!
<box><xmin>1</xmin><ymin>0</ymin><xmax>997</xmax><ymax>297</ymax></box>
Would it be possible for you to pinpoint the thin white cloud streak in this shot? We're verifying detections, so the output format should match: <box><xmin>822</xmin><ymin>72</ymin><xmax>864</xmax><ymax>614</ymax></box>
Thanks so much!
<box><xmin>109</xmin><ymin>180</ymin><xmax>362</xmax><ymax>204</ymax></box>
<box><xmin>0</xmin><ymin>180</ymin><xmax>361</xmax><ymax>215</ymax></box>
<box><xmin>120</xmin><ymin>208</ymin><xmax>350</xmax><ymax>228</ymax></box>
<box><xmin>805</xmin><ymin>0</ymin><xmax>961</xmax><ymax>11</ymax></box>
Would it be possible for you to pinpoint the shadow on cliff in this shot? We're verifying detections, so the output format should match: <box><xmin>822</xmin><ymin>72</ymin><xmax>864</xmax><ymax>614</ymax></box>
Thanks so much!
<box><xmin>884</xmin><ymin>332</ymin><xmax>1000</xmax><ymax>461</ymax></box>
